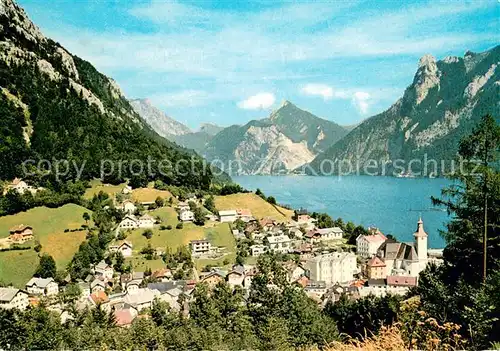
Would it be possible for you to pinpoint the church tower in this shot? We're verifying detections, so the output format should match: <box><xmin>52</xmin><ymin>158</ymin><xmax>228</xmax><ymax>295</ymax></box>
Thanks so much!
<box><xmin>414</xmin><ymin>217</ymin><xmax>428</xmax><ymax>263</ymax></box>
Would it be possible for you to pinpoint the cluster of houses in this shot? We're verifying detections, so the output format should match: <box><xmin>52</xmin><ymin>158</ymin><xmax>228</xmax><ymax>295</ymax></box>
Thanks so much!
<box><xmin>226</xmin><ymin>211</ymin><xmax>440</xmax><ymax>301</ymax></box>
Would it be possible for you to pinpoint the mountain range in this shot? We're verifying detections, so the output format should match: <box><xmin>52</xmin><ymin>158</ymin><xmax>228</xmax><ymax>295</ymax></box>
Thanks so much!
<box><xmin>2</xmin><ymin>0</ymin><xmax>498</xmax><ymax>181</ymax></box>
<box><xmin>133</xmin><ymin>46</ymin><xmax>499</xmax><ymax>177</ymax></box>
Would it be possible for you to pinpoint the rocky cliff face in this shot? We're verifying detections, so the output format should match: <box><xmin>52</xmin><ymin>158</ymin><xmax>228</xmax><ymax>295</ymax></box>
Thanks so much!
<box><xmin>129</xmin><ymin>98</ymin><xmax>192</xmax><ymax>137</ymax></box>
<box><xmin>307</xmin><ymin>46</ymin><xmax>500</xmax><ymax>176</ymax></box>
<box><xmin>203</xmin><ymin>101</ymin><xmax>347</xmax><ymax>175</ymax></box>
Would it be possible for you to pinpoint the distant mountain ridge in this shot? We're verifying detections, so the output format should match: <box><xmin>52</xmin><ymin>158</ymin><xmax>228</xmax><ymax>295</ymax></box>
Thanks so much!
<box><xmin>203</xmin><ymin>101</ymin><xmax>348</xmax><ymax>175</ymax></box>
<box><xmin>307</xmin><ymin>46</ymin><xmax>500</xmax><ymax>176</ymax></box>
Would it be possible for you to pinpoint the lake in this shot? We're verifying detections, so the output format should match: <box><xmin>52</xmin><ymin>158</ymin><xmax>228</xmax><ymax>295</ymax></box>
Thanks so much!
<box><xmin>233</xmin><ymin>175</ymin><xmax>452</xmax><ymax>248</ymax></box>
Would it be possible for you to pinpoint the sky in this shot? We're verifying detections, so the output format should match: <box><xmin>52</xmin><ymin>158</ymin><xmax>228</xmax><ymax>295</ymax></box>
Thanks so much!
<box><xmin>18</xmin><ymin>0</ymin><xmax>499</xmax><ymax>130</ymax></box>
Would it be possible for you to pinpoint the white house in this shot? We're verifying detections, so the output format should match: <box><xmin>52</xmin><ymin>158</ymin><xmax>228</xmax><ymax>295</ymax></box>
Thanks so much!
<box><xmin>25</xmin><ymin>277</ymin><xmax>59</xmax><ymax>296</ymax></box>
<box><xmin>95</xmin><ymin>260</ymin><xmax>114</xmax><ymax>280</ymax></box>
<box><xmin>138</xmin><ymin>214</ymin><xmax>155</xmax><ymax>228</ymax></box>
<box><xmin>304</xmin><ymin>252</ymin><xmax>357</xmax><ymax>287</ymax></box>
<box><xmin>219</xmin><ymin>210</ymin><xmax>238</xmax><ymax>223</ymax></box>
<box><xmin>265</xmin><ymin>235</ymin><xmax>292</xmax><ymax>254</ymax></box>
<box><xmin>356</xmin><ymin>229</ymin><xmax>387</xmax><ymax>258</ymax></box>
<box><xmin>126</xmin><ymin>280</ymin><xmax>141</xmax><ymax>294</ymax></box>
<box><xmin>180</xmin><ymin>210</ymin><xmax>194</xmax><ymax>222</ymax></box>
<box><xmin>250</xmin><ymin>244</ymin><xmax>267</xmax><ymax>256</ymax></box>
<box><xmin>0</xmin><ymin>288</ymin><xmax>29</xmax><ymax>310</ymax></box>
<box><xmin>119</xmin><ymin>215</ymin><xmax>139</xmax><ymax>230</ymax></box>
<box><xmin>109</xmin><ymin>241</ymin><xmax>133</xmax><ymax>257</ymax></box>
<box><xmin>190</xmin><ymin>239</ymin><xmax>211</xmax><ymax>256</ymax></box>
<box><xmin>121</xmin><ymin>200</ymin><xmax>137</xmax><ymax>214</ymax></box>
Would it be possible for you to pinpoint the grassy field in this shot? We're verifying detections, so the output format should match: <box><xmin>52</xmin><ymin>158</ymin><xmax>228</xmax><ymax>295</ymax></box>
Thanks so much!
<box><xmin>132</xmin><ymin>188</ymin><xmax>174</xmax><ymax>203</ymax></box>
<box><xmin>215</xmin><ymin>193</ymin><xmax>294</xmax><ymax>221</ymax></box>
<box><xmin>0</xmin><ymin>204</ymin><xmax>91</xmax><ymax>287</ymax></box>
<box><xmin>84</xmin><ymin>179</ymin><xmax>126</xmax><ymax>199</ymax></box>
<box><xmin>121</xmin><ymin>207</ymin><xmax>236</xmax><ymax>272</ymax></box>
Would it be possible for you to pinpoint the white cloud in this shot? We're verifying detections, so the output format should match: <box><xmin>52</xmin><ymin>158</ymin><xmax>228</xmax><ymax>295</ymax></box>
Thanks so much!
<box><xmin>352</xmin><ymin>91</ymin><xmax>371</xmax><ymax>114</ymax></box>
<box><xmin>301</xmin><ymin>84</ymin><xmax>334</xmax><ymax>100</ymax></box>
<box><xmin>237</xmin><ymin>93</ymin><xmax>276</xmax><ymax>110</ymax></box>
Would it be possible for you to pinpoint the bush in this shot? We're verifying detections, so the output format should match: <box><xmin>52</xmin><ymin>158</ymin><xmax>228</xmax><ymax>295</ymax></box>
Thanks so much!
<box><xmin>143</xmin><ymin>229</ymin><xmax>153</xmax><ymax>239</ymax></box>
<box><xmin>166</xmin><ymin>225</ymin><xmax>173</xmax><ymax>230</ymax></box>
<box><xmin>176</xmin><ymin>223</ymin><xmax>183</xmax><ymax>229</ymax></box>
<box><xmin>160</xmin><ymin>225</ymin><xmax>168</xmax><ymax>230</ymax></box>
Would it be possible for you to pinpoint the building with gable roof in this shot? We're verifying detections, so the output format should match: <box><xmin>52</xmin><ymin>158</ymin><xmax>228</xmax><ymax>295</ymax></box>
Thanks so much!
<box><xmin>0</xmin><ymin>287</ymin><xmax>29</xmax><ymax>310</ymax></box>
<box><xmin>26</xmin><ymin>277</ymin><xmax>59</xmax><ymax>296</ymax></box>
<box><xmin>377</xmin><ymin>218</ymin><xmax>428</xmax><ymax>277</ymax></box>
<box><xmin>356</xmin><ymin>229</ymin><xmax>387</xmax><ymax>258</ymax></box>
<box><xmin>366</xmin><ymin>256</ymin><xmax>386</xmax><ymax>279</ymax></box>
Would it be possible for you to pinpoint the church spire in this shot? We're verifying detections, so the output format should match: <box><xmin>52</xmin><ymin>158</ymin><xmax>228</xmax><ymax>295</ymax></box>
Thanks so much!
<box><xmin>414</xmin><ymin>216</ymin><xmax>428</xmax><ymax>237</ymax></box>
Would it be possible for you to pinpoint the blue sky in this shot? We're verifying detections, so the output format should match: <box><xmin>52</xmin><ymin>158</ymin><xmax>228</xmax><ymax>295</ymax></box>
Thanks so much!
<box><xmin>19</xmin><ymin>0</ymin><xmax>499</xmax><ymax>130</ymax></box>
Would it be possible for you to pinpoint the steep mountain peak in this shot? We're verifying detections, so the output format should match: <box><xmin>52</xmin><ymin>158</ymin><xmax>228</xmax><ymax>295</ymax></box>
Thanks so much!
<box><xmin>406</xmin><ymin>54</ymin><xmax>441</xmax><ymax>105</ymax></box>
<box><xmin>281</xmin><ymin>99</ymin><xmax>293</xmax><ymax>108</ymax></box>
<box><xmin>129</xmin><ymin>98</ymin><xmax>191</xmax><ymax>137</ymax></box>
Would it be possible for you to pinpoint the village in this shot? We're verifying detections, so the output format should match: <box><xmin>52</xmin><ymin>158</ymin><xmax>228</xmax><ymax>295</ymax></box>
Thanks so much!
<box><xmin>0</xmin><ymin>179</ymin><xmax>444</xmax><ymax>327</ymax></box>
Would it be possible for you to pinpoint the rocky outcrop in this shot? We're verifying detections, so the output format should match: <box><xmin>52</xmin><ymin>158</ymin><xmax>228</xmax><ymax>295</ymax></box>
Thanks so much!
<box><xmin>307</xmin><ymin>45</ymin><xmax>500</xmax><ymax>176</ymax></box>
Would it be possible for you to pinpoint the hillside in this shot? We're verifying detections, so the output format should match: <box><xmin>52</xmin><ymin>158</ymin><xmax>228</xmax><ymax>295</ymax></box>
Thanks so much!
<box><xmin>307</xmin><ymin>46</ymin><xmax>500</xmax><ymax>176</ymax></box>
<box><xmin>0</xmin><ymin>204</ymin><xmax>91</xmax><ymax>287</ymax></box>
<box><xmin>214</xmin><ymin>193</ymin><xmax>294</xmax><ymax>221</ymax></box>
<box><xmin>0</xmin><ymin>0</ymin><xmax>212</xmax><ymax>189</ymax></box>
<box><xmin>204</xmin><ymin>101</ymin><xmax>348</xmax><ymax>175</ymax></box>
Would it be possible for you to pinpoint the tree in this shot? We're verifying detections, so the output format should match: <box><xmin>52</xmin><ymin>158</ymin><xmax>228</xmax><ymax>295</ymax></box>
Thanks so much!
<box><xmin>457</xmin><ymin>114</ymin><xmax>500</xmax><ymax>282</ymax></box>
<box><xmin>82</xmin><ymin>212</ymin><xmax>91</xmax><ymax>226</ymax></box>
<box><xmin>114</xmin><ymin>251</ymin><xmax>125</xmax><ymax>273</ymax></box>
<box><xmin>34</xmin><ymin>240</ymin><xmax>42</xmax><ymax>253</ymax></box>
<box><xmin>432</xmin><ymin>115</ymin><xmax>500</xmax><ymax>285</ymax></box>
<box><xmin>193</xmin><ymin>207</ymin><xmax>205</xmax><ymax>226</ymax></box>
<box><xmin>266</xmin><ymin>196</ymin><xmax>277</xmax><ymax>205</ymax></box>
<box><xmin>143</xmin><ymin>229</ymin><xmax>153</xmax><ymax>240</ymax></box>
<box><xmin>204</xmin><ymin>195</ymin><xmax>217</xmax><ymax>214</ymax></box>
<box><xmin>155</xmin><ymin>196</ymin><xmax>164</xmax><ymax>208</ymax></box>
<box><xmin>34</xmin><ymin>253</ymin><xmax>57</xmax><ymax>278</ymax></box>
<box><xmin>235</xmin><ymin>253</ymin><xmax>245</xmax><ymax>266</ymax></box>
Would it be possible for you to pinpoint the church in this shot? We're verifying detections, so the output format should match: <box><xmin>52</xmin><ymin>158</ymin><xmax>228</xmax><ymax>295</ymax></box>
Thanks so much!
<box><xmin>376</xmin><ymin>218</ymin><xmax>428</xmax><ymax>277</ymax></box>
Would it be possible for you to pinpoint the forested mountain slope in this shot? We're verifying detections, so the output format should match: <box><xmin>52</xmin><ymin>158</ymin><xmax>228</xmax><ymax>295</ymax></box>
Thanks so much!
<box><xmin>0</xmin><ymin>0</ymin><xmax>213</xmax><ymax>188</ymax></box>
